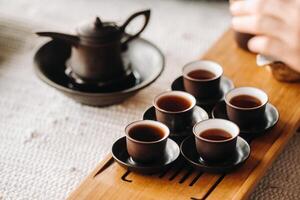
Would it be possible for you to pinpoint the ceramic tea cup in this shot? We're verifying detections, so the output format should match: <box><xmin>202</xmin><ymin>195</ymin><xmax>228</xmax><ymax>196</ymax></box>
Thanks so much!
<box><xmin>225</xmin><ymin>87</ymin><xmax>268</xmax><ymax>128</ymax></box>
<box><xmin>183</xmin><ymin>60</ymin><xmax>223</xmax><ymax>99</ymax></box>
<box><xmin>125</xmin><ymin>120</ymin><xmax>170</xmax><ymax>163</ymax></box>
<box><xmin>153</xmin><ymin>91</ymin><xmax>196</xmax><ymax>132</ymax></box>
<box><xmin>193</xmin><ymin>119</ymin><xmax>239</xmax><ymax>162</ymax></box>
<box><xmin>230</xmin><ymin>0</ymin><xmax>255</xmax><ymax>51</ymax></box>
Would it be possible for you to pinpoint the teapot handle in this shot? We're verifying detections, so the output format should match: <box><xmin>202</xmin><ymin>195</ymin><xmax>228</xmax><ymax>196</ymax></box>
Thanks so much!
<box><xmin>120</xmin><ymin>9</ymin><xmax>151</xmax><ymax>47</ymax></box>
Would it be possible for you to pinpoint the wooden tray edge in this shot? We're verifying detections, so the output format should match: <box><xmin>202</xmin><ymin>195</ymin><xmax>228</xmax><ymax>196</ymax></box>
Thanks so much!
<box><xmin>234</xmin><ymin>119</ymin><xmax>300</xmax><ymax>200</ymax></box>
<box><xmin>67</xmin><ymin>153</ymin><xmax>113</xmax><ymax>199</ymax></box>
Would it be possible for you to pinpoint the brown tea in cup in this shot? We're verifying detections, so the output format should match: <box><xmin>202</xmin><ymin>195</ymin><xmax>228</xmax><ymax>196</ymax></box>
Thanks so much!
<box><xmin>229</xmin><ymin>95</ymin><xmax>262</xmax><ymax>108</ymax></box>
<box><xmin>155</xmin><ymin>94</ymin><xmax>192</xmax><ymax>112</ymax></box>
<box><xmin>154</xmin><ymin>91</ymin><xmax>196</xmax><ymax>132</ymax></box>
<box><xmin>187</xmin><ymin>69</ymin><xmax>216</xmax><ymax>80</ymax></box>
<box><xmin>193</xmin><ymin>119</ymin><xmax>239</xmax><ymax>162</ymax></box>
<box><xmin>200</xmin><ymin>129</ymin><xmax>232</xmax><ymax>141</ymax></box>
<box><xmin>225</xmin><ymin>87</ymin><xmax>268</xmax><ymax>128</ymax></box>
<box><xmin>125</xmin><ymin>120</ymin><xmax>170</xmax><ymax>163</ymax></box>
<box><xmin>128</xmin><ymin>123</ymin><xmax>165</xmax><ymax>142</ymax></box>
<box><xmin>183</xmin><ymin>60</ymin><xmax>223</xmax><ymax>99</ymax></box>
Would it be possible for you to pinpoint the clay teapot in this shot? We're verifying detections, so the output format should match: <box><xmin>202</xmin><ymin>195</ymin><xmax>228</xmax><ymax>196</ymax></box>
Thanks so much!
<box><xmin>36</xmin><ymin>10</ymin><xmax>151</xmax><ymax>83</ymax></box>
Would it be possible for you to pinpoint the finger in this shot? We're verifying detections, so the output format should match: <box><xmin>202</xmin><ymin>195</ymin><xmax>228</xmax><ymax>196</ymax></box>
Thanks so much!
<box><xmin>248</xmin><ymin>36</ymin><xmax>293</xmax><ymax>65</ymax></box>
<box><xmin>231</xmin><ymin>0</ymin><xmax>289</xmax><ymax>23</ymax></box>
<box><xmin>232</xmin><ymin>15</ymin><xmax>285</xmax><ymax>37</ymax></box>
<box><xmin>230</xmin><ymin>0</ymin><xmax>258</xmax><ymax>16</ymax></box>
<box><xmin>233</xmin><ymin>14</ymin><xmax>300</xmax><ymax>51</ymax></box>
<box><xmin>232</xmin><ymin>2</ymin><xmax>300</xmax><ymax>49</ymax></box>
<box><xmin>256</xmin><ymin>0</ymin><xmax>292</xmax><ymax>23</ymax></box>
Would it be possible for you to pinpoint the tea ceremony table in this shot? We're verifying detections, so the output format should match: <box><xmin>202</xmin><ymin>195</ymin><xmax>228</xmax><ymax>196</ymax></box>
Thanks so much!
<box><xmin>0</xmin><ymin>0</ymin><xmax>299</xmax><ymax>200</ymax></box>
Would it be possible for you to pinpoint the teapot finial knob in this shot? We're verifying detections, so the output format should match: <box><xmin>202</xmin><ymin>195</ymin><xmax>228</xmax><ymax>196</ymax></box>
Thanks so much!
<box><xmin>94</xmin><ymin>17</ymin><xmax>102</xmax><ymax>28</ymax></box>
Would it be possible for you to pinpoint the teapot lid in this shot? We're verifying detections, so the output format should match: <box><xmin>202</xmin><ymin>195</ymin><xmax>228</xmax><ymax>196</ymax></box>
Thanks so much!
<box><xmin>76</xmin><ymin>17</ymin><xmax>121</xmax><ymax>42</ymax></box>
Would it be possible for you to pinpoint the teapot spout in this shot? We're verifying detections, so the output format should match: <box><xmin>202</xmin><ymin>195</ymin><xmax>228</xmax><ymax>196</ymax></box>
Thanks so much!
<box><xmin>36</xmin><ymin>32</ymin><xmax>79</xmax><ymax>45</ymax></box>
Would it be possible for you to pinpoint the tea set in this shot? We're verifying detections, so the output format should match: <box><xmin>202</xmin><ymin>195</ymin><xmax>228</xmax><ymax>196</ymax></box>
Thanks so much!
<box><xmin>111</xmin><ymin>59</ymin><xmax>279</xmax><ymax>174</ymax></box>
<box><xmin>33</xmin><ymin>10</ymin><xmax>279</xmax><ymax>174</ymax></box>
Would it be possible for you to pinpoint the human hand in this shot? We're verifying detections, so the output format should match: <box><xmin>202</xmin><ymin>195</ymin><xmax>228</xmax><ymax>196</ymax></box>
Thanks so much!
<box><xmin>230</xmin><ymin>0</ymin><xmax>300</xmax><ymax>72</ymax></box>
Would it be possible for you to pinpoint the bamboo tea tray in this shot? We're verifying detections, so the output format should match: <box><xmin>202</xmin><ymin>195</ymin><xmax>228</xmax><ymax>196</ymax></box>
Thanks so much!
<box><xmin>68</xmin><ymin>30</ymin><xmax>300</xmax><ymax>200</ymax></box>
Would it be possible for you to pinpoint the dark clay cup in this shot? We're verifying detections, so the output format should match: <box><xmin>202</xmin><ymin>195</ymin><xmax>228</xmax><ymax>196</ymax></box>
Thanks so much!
<box><xmin>153</xmin><ymin>91</ymin><xmax>196</xmax><ymax>133</ymax></box>
<box><xmin>225</xmin><ymin>87</ymin><xmax>268</xmax><ymax>129</ymax></box>
<box><xmin>193</xmin><ymin>119</ymin><xmax>239</xmax><ymax>162</ymax></box>
<box><xmin>125</xmin><ymin>120</ymin><xmax>170</xmax><ymax>163</ymax></box>
<box><xmin>183</xmin><ymin>60</ymin><xmax>223</xmax><ymax>99</ymax></box>
<box><xmin>234</xmin><ymin>32</ymin><xmax>254</xmax><ymax>51</ymax></box>
<box><xmin>230</xmin><ymin>0</ymin><xmax>254</xmax><ymax>51</ymax></box>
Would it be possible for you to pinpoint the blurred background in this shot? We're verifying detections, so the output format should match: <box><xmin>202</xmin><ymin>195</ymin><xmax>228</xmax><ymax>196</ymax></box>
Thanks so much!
<box><xmin>0</xmin><ymin>0</ymin><xmax>230</xmax><ymax>67</ymax></box>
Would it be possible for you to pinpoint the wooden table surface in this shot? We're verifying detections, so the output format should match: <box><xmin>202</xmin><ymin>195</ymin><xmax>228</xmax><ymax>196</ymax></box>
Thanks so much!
<box><xmin>67</xmin><ymin>29</ymin><xmax>300</xmax><ymax>200</ymax></box>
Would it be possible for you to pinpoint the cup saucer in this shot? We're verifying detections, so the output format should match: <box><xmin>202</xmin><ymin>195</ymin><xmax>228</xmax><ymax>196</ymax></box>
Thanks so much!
<box><xmin>64</xmin><ymin>65</ymin><xmax>138</xmax><ymax>92</ymax></box>
<box><xmin>180</xmin><ymin>136</ymin><xmax>250</xmax><ymax>173</ymax></box>
<box><xmin>143</xmin><ymin>106</ymin><xmax>209</xmax><ymax>139</ymax></box>
<box><xmin>171</xmin><ymin>76</ymin><xmax>234</xmax><ymax>111</ymax></box>
<box><xmin>34</xmin><ymin>38</ymin><xmax>164</xmax><ymax>106</ymax></box>
<box><xmin>211</xmin><ymin>100</ymin><xmax>279</xmax><ymax>136</ymax></box>
<box><xmin>112</xmin><ymin>137</ymin><xmax>180</xmax><ymax>174</ymax></box>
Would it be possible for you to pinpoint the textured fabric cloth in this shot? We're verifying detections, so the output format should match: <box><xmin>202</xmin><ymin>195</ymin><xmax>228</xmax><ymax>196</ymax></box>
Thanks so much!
<box><xmin>0</xmin><ymin>1</ymin><xmax>298</xmax><ymax>199</ymax></box>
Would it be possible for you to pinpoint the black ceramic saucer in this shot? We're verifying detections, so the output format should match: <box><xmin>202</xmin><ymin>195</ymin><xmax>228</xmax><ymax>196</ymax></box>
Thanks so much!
<box><xmin>64</xmin><ymin>64</ymin><xmax>137</xmax><ymax>91</ymax></box>
<box><xmin>171</xmin><ymin>76</ymin><xmax>234</xmax><ymax>111</ymax></box>
<box><xmin>34</xmin><ymin>38</ymin><xmax>164</xmax><ymax>106</ymax></box>
<box><xmin>143</xmin><ymin>106</ymin><xmax>209</xmax><ymax>139</ymax></box>
<box><xmin>181</xmin><ymin>136</ymin><xmax>250</xmax><ymax>173</ymax></box>
<box><xmin>212</xmin><ymin>101</ymin><xmax>279</xmax><ymax>136</ymax></box>
<box><xmin>112</xmin><ymin>137</ymin><xmax>180</xmax><ymax>174</ymax></box>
